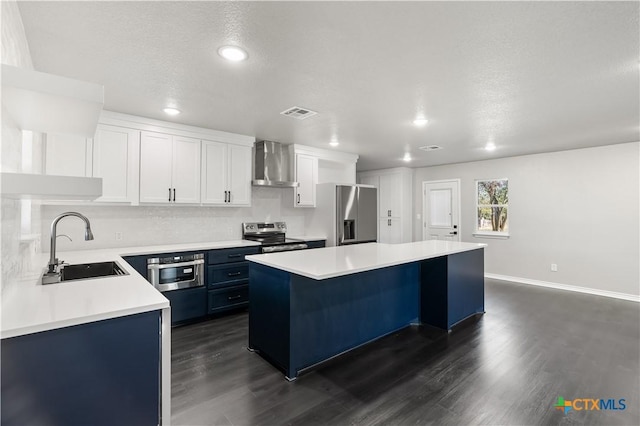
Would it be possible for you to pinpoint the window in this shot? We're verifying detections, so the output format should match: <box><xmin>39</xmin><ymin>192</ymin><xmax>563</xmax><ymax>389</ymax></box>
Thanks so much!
<box><xmin>475</xmin><ymin>179</ymin><xmax>509</xmax><ymax>237</ymax></box>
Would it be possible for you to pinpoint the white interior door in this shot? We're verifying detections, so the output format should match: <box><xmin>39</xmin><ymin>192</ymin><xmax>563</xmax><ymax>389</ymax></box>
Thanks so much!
<box><xmin>423</xmin><ymin>180</ymin><xmax>460</xmax><ymax>241</ymax></box>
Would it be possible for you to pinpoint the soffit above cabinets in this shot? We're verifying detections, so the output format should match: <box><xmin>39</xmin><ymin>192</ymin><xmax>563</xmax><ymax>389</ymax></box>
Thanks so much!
<box><xmin>1</xmin><ymin>64</ymin><xmax>104</xmax><ymax>137</ymax></box>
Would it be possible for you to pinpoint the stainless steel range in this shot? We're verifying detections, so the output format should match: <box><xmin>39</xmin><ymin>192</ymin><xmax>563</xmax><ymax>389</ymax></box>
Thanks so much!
<box><xmin>242</xmin><ymin>222</ymin><xmax>309</xmax><ymax>253</ymax></box>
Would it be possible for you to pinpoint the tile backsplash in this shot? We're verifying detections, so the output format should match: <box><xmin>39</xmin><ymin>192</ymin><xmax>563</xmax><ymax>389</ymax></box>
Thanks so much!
<box><xmin>40</xmin><ymin>187</ymin><xmax>312</xmax><ymax>252</ymax></box>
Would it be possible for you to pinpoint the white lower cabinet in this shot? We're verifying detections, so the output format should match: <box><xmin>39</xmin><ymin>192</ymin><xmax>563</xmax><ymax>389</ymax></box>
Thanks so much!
<box><xmin>201</xmin><ymin>141</ymin><xmax>251</xmax><ymax>206</ymax></box>
<box><xmin>379</xmin><ymin>218</ymin><xmax>403</xmax><ymax>244</ymax></box>
<box><xmin>139</xmin><ymin>131</ymin><xmax>200</xmax><ymax>204</ymax></box>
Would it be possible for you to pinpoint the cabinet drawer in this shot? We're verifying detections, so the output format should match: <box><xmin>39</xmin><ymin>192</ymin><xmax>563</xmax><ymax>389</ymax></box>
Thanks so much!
<box><xmin>208</xmin><ymin>285</ymin><xmax>249</xmax><ymax>313</ymax></box>
<box><xmin>208</xmin><ymin>263</ymin><xmax>249</xmax><ymax>287</ymax></box>
<box><xmin>208</xmin><ymin>247</ymin><xmax>260</xmax><ymax>265</ymax></box>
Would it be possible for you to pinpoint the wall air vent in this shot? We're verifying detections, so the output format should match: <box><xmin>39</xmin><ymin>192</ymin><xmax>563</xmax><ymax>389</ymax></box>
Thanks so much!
<box><xmin>419</xmin><ymin>145</ymin><xmax>443</xmax><ymax>151</ymax></box>
<box><xmin>280</xmin><ymin>106</ymin><xmax>318</xmax><ymax>120</ymax></box>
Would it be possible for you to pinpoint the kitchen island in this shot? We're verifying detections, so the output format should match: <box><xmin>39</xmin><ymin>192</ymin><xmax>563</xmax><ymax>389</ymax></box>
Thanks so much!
<box><xmin>246</xmin><ymin>240</ymin><xmax>486</xmax><ymax>380</ymax></box>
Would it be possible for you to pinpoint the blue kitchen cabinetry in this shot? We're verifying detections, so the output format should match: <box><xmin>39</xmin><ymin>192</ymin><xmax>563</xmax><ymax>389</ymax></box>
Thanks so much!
<box><xmin>1</xmin><ymin>311</ymin><xmax>161</xmax><ymax>425</ymax></box>
<box><xmin>304</xmin><ymin>239</ymin><xmax>326</xmax><ymax>249</ymax></box>
<box><xmin>123</xmin><ymin>245</ymin><xmax>261</xmax><ymax>324</ymax></box>
<box><xmin>123</xmin><ymin>251</ymin><xmax>207</xmax><ymax>326</ymax></box>
<box><xmin>207</xmin><ymin>246</ymin><xmax>260</xmax><ymax>314</ymax></box>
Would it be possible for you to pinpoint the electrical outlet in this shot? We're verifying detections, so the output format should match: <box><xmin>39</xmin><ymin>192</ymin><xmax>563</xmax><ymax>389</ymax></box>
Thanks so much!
<box><xmin>551</xmin><ymin>263</ymin><xmax>558</xmax><ymax>272</ymax></box>
<box><xmin>115</xmin><ymin>232</ymin><xmax>123</xmax><ymax>241</ymax></box>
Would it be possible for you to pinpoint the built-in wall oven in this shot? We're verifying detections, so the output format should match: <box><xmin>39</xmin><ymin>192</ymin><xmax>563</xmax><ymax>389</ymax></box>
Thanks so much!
<box><xmin>147</xmin><ymin>253</ymin><xmax>205</xmax><ymax>292</ymax></box>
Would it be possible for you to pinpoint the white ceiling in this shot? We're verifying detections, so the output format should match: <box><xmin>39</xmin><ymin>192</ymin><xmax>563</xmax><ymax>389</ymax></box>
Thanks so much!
<box><xmin>17</xmin><ymin>1</ymin><xmax>640</xmax><ymax>171</ymax></box>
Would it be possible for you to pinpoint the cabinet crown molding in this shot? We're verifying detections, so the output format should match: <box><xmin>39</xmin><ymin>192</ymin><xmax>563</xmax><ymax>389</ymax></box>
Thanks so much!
<box><xmin>289</xmin><ymin>144</ymin><xmax>359</xmax><ymax>164</ymax></box>
<box><xmin>98</xmin><ymin>111</ymin><xmax>255</xmax><ymax>146</ymax></box>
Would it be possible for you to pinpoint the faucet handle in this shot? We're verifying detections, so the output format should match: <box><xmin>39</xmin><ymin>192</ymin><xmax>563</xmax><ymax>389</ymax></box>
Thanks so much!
<box><xmin>56</xmin><ymin>234</ymin><xmax>73</xmax><ymax>242</ymax></box>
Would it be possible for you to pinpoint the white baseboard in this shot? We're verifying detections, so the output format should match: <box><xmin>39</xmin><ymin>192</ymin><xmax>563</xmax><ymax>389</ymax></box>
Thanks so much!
<box><xmin>485</xmin><ymin>273</ymin><xmax>640</xmax><ymax>303</ymax></box>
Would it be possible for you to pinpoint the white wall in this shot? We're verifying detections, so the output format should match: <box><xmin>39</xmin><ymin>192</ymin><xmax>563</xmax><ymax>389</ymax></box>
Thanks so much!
<box><xmin>413</xmin><ymin>142</ymin><xmax>640</xmax><ymax>298</ymax></box>
<box><xmin>1</xmin><ymin>0</ymin><xmax>42</xmax><ymax>293</ymax></box>
<box><xmin>40</xmin><ymin>187</ymin><xmax>311</xmax><ymax>252</ymax></box>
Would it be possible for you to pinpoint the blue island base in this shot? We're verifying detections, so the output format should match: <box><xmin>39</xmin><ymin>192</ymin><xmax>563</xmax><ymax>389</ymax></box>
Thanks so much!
<box><xmin>249</xmin><ymin>248</ymin><xmax>484</xmax><ymax>380</ymax></box>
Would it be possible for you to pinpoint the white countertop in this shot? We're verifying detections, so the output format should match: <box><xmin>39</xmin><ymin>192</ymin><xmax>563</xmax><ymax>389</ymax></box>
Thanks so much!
<box><xmin>1</xmin><ymin>240</ymin><xmax>259</xmax><ymax>339</ymax></box>
<box><xmin>117</xmin><ymin>239</ymin><xmax>260</xmax><ymax>256</ymax></box>
<box><xmin>246</xmin><ymin>240</ymin><xmax>487</xmax><ymax>280</ymax></box>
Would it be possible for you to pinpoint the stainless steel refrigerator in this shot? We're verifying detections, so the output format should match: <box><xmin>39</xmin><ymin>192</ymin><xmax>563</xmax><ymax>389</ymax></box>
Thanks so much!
<box><xmin>308</xmin><ymin>183</ymin><xmax>378</xmax><ymax>247</ymax></box>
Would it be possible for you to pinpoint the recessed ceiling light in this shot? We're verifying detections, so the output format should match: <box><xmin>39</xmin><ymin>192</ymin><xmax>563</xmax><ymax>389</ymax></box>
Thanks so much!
<box><xmin>218</xmin><ymin>45</ymin><xmax>248</xmax><ymax>62</ymax></box>
<box><xmin>485</xmin><ymin>142</ymin><xmax>496</xmax><ymax>151</ymax></box>
<box><xmin>163</xmin><ymin>107</ymin><xmax>180</xmax><ymax>116</ymax></box>
<box><xmin>403</xmin><ymin>153</ymin><xmax>412</xmax><ymax>162</ymax></box>
<box><xmin>413</xmin><ymin>117</ymin><xmax>429</xmax><ymax>126</ymax></box>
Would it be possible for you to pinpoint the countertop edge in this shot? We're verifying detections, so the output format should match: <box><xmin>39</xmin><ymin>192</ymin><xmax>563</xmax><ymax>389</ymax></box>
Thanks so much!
<box><xmin>246</xmin><ymin>243</ymin><xmax>486</xmax><ymax>280</ymax></box>
<box><xmin>0</xmin><ymin>300</ymin><xmax>169</xmax><ymax>340</ymax></box>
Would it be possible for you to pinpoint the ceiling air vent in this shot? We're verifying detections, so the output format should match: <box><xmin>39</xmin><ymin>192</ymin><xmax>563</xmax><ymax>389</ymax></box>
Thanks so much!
<box><xmin>419</xmin><ymin>145</ymin><xmax>443</xmax><ymax>151</ymax></box>
<box><xmin>280</xmin><ymin>106</ymin><xmax>317</xmax><ymax>120</ymax></box>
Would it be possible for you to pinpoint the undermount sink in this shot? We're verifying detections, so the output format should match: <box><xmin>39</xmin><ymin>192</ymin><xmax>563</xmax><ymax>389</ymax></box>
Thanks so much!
<box><xmin>60</xmin><ymin>261</ymin><xmax>129</xmax><ymax>281</ymax></box>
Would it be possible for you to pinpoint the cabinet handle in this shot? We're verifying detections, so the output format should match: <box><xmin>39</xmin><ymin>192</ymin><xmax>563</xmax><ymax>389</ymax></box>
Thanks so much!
<box><xmin>227</xmin><ymin>254</ymin><xmax>242</xmax><ymax>259</ymax></box>
<box><xmin>228</xmin><ymin>295</ymin><xmax>242</xmax><ymax>301</ymax></box>
<box><xmin>297</xmin><ymin>194</ymin><xmax>300</xmax><ymax>204</ymax></box>
<box><xmin>173</xmin><ymin>188</ymin><xmax>176</xmax><ymax>202</ymax></box>
<box><xmin>224</xmin><ymin>190</ymin><xmax>227</xmax><ymax>202</ymax></box>
<box><xmin>388</xmin><ymin>219</ymin><xmax>391</xmax><ymax>226</ymax></box>
<box><xmin>228</xmin><ymin>191</ymin><xmax>231</xmax><ymax>203</ymax></box>
<box><xmin>227</xmin><ymin>272</ymin><xmax>242</xmax><ymax>277</ymax></box>
<box><xmin>388</xmin><ymin>209</ymin><xmax>391</xmax><ymax>217</ymax></box>
<box><xmin>168</xmin><ymin>188</ymin><xmax>172</xmax><ymax>202</ymax></box>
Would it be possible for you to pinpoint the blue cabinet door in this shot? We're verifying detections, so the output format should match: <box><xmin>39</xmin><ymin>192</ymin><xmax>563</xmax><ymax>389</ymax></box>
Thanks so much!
<box><xmin>1</xmin><ymin>311</ymin><xmax>161</xmax><ymax>425</ymax></box>
<box><xmin>164</xmin><ymin>286</ymin><xmax>207</xmax><ymax>324</ymax></box>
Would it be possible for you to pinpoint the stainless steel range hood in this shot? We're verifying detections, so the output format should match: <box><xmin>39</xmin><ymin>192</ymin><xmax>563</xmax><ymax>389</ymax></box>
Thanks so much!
<box><xmin>252</xmin><ymin>140</ymin><xmax>299</xmax><ymax>187</ymax></box>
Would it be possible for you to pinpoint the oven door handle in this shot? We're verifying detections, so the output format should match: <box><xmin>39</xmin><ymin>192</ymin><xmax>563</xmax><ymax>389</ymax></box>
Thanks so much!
<box><xmin>147</xmin><ymin>259</ymin><xmax>205</xmax><ymax>270</ymax></box>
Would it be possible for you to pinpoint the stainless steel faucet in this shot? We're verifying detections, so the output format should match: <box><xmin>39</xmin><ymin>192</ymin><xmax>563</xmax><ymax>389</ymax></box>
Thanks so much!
<box><xmin>42</xmin><ymin>212</ymin><xmax>94</xmax><ymax>284</ymax></box>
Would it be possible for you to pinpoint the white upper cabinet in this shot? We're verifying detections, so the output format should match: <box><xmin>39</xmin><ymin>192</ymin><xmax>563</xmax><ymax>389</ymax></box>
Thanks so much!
<box><xmin>289</xmin><ymin>144</ymin><xmax>359</xmax><ymax>209</ymax></box>
<box><xmin>139</xmin><ymin>131</ymin><xmax>200</xmax><ymax>204</ymax></box>
<box><xmin>44</xmin><ymin>125</ymin><xmax>139</xmax><ymax>204</ymax></box>
<box><xmin>40</xmin><ymin>111</ymin><xmax>254</xmax><ymax>206</ymax></box>
<box><xmin>44</xmin><ymin>133</ymin><xmax>91</xmax><ymax>177</ymax></box>
<box><xmin>92</xmin><ymin>124</ymin><xmax>140</xmax><ymax>203</ymax></box>
<box><xmin>294</xmin><ymin>153</ymin><xmax>318</xmax><ymax>207</ymax></box>
<box><xmin>201</xmin><ymin>141</ymin><xmax>251</xmax><ymax>206</ymax></box>
<box><xmin>378</xmin><ymin>173</ymin><xmax>402</xmax><ymax>218</ymax></box>
<box><xmin>171</xmin><ymin>136</ymin><xmax>201</xmax><ymax>204</ymax></box>
<box><xmin>201</xmin><ymin>140</ymin><xmax>227</xmax><ymax>205</ymax></box>
<box><xmin>227</xmin><ymin>144</ymin><xmax>252</xmax><ymax>205</ymax></box>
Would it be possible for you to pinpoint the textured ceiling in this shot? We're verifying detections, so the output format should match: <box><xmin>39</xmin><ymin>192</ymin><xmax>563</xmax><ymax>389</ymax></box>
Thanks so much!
<box><xmin>17</xmin><ymin>1</ymin><xmax>640</xmax><ymax>171</ymax></box>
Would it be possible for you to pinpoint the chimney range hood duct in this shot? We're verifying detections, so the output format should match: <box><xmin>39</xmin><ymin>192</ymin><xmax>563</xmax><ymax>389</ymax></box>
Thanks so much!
<box><xmin>252</xmin><ymin>140</ymin><xmax>299</xmax><ymax>187</ymax></box>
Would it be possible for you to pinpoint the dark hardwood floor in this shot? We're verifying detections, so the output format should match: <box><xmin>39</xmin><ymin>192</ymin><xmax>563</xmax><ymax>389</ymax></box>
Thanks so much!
<box><xmin>171</xmin><ymin>279</ymin><xmax>640</xmax><ymax>425</ymax></box>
